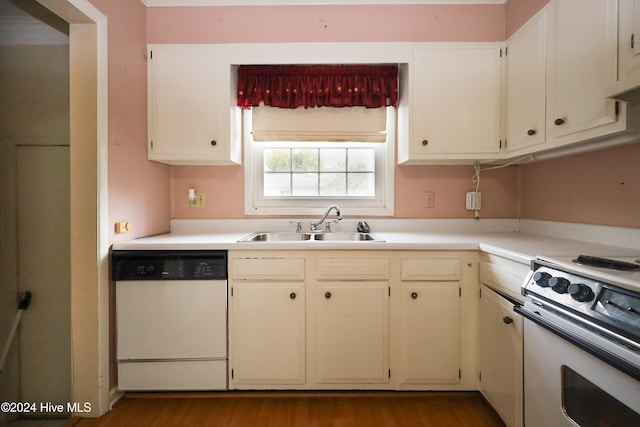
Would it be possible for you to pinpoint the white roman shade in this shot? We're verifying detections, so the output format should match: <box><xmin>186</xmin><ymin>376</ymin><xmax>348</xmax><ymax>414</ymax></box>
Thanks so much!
<box><xmin>251</xmin><ymin>105</ymin><xmax>388</xmax><ymax>142</ymax></box>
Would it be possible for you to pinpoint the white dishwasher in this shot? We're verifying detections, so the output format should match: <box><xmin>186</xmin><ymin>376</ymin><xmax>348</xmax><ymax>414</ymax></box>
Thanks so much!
<box><xmin>111</xmin><ymin>250</ymin><xmax>228</xmax><ymax>391</ymax></box>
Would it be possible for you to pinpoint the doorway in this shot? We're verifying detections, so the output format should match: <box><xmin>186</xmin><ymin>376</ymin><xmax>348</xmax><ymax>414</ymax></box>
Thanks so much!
<box><xmin>0</xmin><ymin>0</ymin><xmax>110</xmax><ymax>418</ymax></box>
<box><xmin>16</xmin><ymin>145</ymin><xmax>71</xmax><ymax>416</ymax></box>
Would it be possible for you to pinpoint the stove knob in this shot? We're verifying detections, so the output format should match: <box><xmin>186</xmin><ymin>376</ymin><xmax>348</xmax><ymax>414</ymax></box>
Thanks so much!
<box><xmin>549</xmin><ymin>277</ymin><xmax>570</xmax><ymax>294</ymax></box>
<box><xmin>532</xmin><ymin>271</ymin><xmax>551</xmax><ymax>287</ymax></box>
<box><xmin>568</xmin><ymin>283</ymin><xmax>594</xmax><ymax>302</ymax></box>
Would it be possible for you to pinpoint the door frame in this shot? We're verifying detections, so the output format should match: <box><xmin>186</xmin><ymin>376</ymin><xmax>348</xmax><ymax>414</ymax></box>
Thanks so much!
<box><xmin>37</xmin><ymin>0</ymin><xmax>110</xmax><ymax>416</ymax></box>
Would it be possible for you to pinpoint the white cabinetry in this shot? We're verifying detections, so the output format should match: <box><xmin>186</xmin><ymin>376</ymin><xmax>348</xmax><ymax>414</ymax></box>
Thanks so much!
<box><xmin>545</xmin><ymin>0</ymin><xmax>621</xmax><ymax>144</ymax></box>
<box><xmin>314</xmin><ymin>258</ymin><xmax>390</xmax><ymax>384</ymax></box>
<box><xmin>504</xmin><ymin>8</ymin><xmax>547</xmax><ymax>152</ymax></box>
<box><xmin>228</xmin><ymin>251</ymin><xmax>476</xmax><ymax>391</ymax></box>
<box><xmin>395</xmin><ymin>254</ymin><xmax>479</xmax><ymax>390</ymax></box>
<box><xmin>478</xmin><ymin>253</ymin><xmax>529</xmax><ymax>427</ymax></box>
<box><xmin>505</xmin><ymin>0</ymin><xmax>640</xmax><ymax>158</ymax></box>
<box><xmin>608</xmin><ymin>0</ymin><xmax>640</xmax><ymax>101</ymax></box>
<box><xmin>398</xmin><ymin>258</ymin><xmax>461</xmax><ymax>385</ymax></box>
<box><xmin>479</xmin><ymin>285</ymin><xmax>523</xmax><ymax>427</ymax></box>
<box><xmin>398</xmin><ymin>44</ymin><xmax>501</xmax><ymax>164</ymax></box>
<box><xmin>229</xmin><ymin>257</ymin><xmax>305</xmax><ymax>386</ymax></box>
<box><xmin>147</xmin><ymin>44</ymin><xmax>241</xmax><ymax>165</ymax></box>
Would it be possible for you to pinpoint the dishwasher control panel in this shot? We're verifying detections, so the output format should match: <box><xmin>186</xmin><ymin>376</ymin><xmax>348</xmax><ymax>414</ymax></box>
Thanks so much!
<box><xmin>112</xmin><ymin>250</ymin><xmax>227</xmax><ymax>280</ymax></box>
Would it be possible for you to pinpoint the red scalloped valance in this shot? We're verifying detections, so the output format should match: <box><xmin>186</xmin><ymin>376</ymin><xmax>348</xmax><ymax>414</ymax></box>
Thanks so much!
<box><xmin>237</xmin><ymin>64</ymin><xmax>398</xmax><ymax>109</ymax></box>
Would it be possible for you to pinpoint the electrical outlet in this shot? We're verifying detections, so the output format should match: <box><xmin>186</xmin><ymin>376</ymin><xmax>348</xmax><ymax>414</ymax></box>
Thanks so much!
<box><xmin>189</xmin><ymin>192</ymin><xmax>206</xmax><ymax>208</ymax></box>
<box><xmin>424</xmin><ymin>191</ymin><xmax>435</xmax><ymax>208</ymax></box>
<box><xmin>466</xmin><ymin>192</ymin><xmax>481</xmax><ymax>210</ymax></box>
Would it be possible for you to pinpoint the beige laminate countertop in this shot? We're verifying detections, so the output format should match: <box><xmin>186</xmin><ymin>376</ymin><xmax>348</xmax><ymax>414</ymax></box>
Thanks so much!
<box><xmin>111</xmin><ymin>229</ymin><xmax>640</xmax><ymax>266</ymax></box>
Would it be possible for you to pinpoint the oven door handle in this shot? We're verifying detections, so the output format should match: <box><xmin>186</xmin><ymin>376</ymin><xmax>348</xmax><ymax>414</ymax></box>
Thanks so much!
<box><xmin>515</xmin><ymin>305</ymin><xmax>640</xmax><ymax>381</ymax></box>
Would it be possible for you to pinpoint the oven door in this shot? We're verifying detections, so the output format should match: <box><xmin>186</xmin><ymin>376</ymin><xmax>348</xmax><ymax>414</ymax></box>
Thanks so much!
<box><xmin>516</xmin><ymin>302</ymin><xmax>640</xmax><ymax>427</ymax></box>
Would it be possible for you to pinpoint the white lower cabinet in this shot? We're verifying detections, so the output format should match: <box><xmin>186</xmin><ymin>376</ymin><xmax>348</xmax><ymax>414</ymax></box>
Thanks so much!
<box><xmin>479</xmin><ymin>285</ymin><xmax>523</xmax><ymax>427</ymax></box>
<box><xmin>315</xmin><ymin>281</ymin><xmax>389</xmax><ymax>384</ymax></box>
<box><xmin>231</xmin><ymin>282</ymin><xmax>305</xmax><ymax>385</ymax></box>
<box><xmin>399</xmin><ymin>282</ymin><xmax>460</xmax><ymax>384</ymax></box>
<box><xmin>228</xmin><ymin>251</ymin><xmax>477</xmax><ymax>391</ymax></box>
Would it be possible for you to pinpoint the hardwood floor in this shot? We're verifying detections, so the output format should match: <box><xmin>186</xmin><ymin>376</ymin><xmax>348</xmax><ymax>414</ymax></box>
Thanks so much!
<box><xmin>66</xmin><ymin>391</ymin><xmax>506</xmax><ymax>427</ymax></box>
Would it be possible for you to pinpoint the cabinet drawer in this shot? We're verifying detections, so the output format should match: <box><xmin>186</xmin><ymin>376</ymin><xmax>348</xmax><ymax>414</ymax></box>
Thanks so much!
<box><xmin>401</xmin><ymin>258</ymin><xmax>460</xmax><ymax>281</ymax></box>
<box><xmin>232</xmin><ymin>258</ymin><xmax>305</xmax><ymax>280</ymax></box>
<box><xmin>316</xmin><ymin>258</ymin><xmax>390</xmax><ymax>280</ymax></box>
<box><xmin>479</xmin><ymin>260</ymin><xmax>529</xmax><ymax>302</ymax></box>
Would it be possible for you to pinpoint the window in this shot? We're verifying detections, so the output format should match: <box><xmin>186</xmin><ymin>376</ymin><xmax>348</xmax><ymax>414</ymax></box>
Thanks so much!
<box><xmin>244</xmin><ymin>107</ymin><xmax>395</xmax><ymax>216</ymax></box>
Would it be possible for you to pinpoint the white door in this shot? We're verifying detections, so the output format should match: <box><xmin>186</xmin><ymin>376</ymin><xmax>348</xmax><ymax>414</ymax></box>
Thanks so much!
<box><xmin>230</xmin><ymin>282</ymin><xmax>305</xmax><ymax>385</ymax></box>
<box><xmin>399</xmin><ymin>282</ymin><xmax>460</xmax><ymax>384</ymax></box>
<box><xmin>315</xmin><ymin>282</ymin><xmax>389</xmax><ymax>384</ymax></box>
<box><xmin>16</xmin><ymin>145</ymin><xmax>71</xmax><ymax>411</ymax></box>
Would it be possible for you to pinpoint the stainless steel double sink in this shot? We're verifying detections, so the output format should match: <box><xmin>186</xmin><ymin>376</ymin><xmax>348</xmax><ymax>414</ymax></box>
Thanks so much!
<box><xmin>238</xmin><ymin>231</ymin><xmax>384</xmax><ymax>242</ymax></box>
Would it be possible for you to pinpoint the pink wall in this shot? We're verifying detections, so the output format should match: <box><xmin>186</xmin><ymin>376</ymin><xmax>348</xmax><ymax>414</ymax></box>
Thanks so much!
<box><xmin>150</xmin><ymin>4</ymin><xmax>515</xmax><ymax>220</ymax></box>
<box><xmin>147</xmin><ymin>5</ymin><xmax>505</xmax><ymax>44</ymax></box>
<box><xmin>518</xmin><ymin>143</ymin><xmax>640</xmax><ymax>228</ymax></box>
<box><xmin>92</xmin><ymin>0</ymin><xmax>172</xmax><ymax>242</ymax></box>
<box><xmin>504</xmin><ymin>0</ymin><xmax>549</xmax><ymax>37</ymax></box>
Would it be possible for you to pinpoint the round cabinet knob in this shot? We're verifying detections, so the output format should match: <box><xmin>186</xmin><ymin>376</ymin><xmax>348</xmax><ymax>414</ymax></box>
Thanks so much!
<box><xmin>325</xmin><ymin>291</ymin><xmax>332</xmax><ymax>299</ymax></box>
<box><xmin>527</xmin><ymin>129</ymin><xmax>536</xmax><ymax>136</ymax></box>
<box><xmin>554</xmin><ymin>118</ymin><xmax>565</xmax><ymax>126</ymax></box>
<box><xmin>568</xmin><ymin>283</ymin><xmax>595</xmax><ymax>302</ymax></box>
<box><xmin>422</xmin><ymin>139</ymin><xmax>428</xmax><ymax>146</ymax></box>
<box><xmin>290</xmin><ymin>292</ymin><xmax>296</xmax><ymax>299</ymax></box>
<box><xmin>411</xmin><ymin>292</ymin><xmax>418</xmax><ymax>299</ymax></box>
<box><xmin>210</xmin><ymin>140</ymin><xmax>217</xmax><ymax>146</ymax></box>
<box><xmin>549</xmin><ymin>277</ymin><xmax>570</xmax><ymax>294</ymax></box>
<box><xmin>503</xmin><ymin>316</ymin><xmax>514</xmax><ymax>325</ymax></box>
<box><xmin>532</xmin><ymin>271</ymin><xmax>551</xmax><ymax>288</ymax></box>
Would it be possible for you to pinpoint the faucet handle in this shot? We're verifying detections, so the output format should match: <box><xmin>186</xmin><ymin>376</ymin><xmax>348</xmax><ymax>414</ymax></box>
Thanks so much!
<box><xmin>357</xmin><ymin>221</ymin><xmax>370</xmax><ymax>233</ymax></box>
<box><xmin>289</xmin><ymin>220</ymin><xmax>302</xmax><ymax>232</ymax></box>
<box><xmin>325</xmin><ymin>219</ymin><xmax>340</xmax><ymax>232</ymax></box>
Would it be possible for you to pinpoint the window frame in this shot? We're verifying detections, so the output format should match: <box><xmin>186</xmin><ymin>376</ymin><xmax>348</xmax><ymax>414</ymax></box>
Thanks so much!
<box><xmin>243</xmin><ymin>107</ymin><xmax>395</xmax><ymax>216</ymax></box>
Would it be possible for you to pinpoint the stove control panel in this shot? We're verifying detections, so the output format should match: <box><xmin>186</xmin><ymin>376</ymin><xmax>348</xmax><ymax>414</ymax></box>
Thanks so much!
<box><xmin>524</xmin><ymin>264</ymin><xmax>640</xmax><ymax>343</ymax></box>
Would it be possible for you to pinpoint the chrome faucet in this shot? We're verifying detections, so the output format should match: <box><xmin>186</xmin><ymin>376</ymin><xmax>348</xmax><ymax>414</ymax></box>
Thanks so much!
<box><xmin>311</xmin><ymin>205</ymin><xmax>343</xmax><ymax>232</ymax></box>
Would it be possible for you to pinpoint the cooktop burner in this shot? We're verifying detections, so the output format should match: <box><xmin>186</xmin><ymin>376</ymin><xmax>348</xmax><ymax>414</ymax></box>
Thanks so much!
<box><xmin>573</xmin><ymin>255</ymin><xmax>640</xmax><ymax>271</ymax></box>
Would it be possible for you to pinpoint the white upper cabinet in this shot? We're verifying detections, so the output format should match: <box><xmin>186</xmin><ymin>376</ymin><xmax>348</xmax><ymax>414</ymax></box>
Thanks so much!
<box><xmin>617</xmin><ymin>0</ymin><xmax>640</xmax><ymax>83</ymax></box>
<box><xmin>398</xmin><ymin>44</ymin><xmax>502</xmax><ymax>164</ymax></box>
<box><xmin>504</xmin><ymin>8</ymin><xmax>547</xmax><ymax>153</ymax></box>
<box><xmin>608</xmin><ymin>0</ymin><xmax>640</xmax><ymax>101</ymax></box>
<box><xmin>545</xmin><ymin>0</ymin><xmax>624</xmax><ymax>145</ymax></box>
<box><xmin>504</xmin><ymin>0</ymin><xmax>640</xmax><ymax>158</ymax></box>
<box><xmin>147</xmin><ymin>44</ymin><xmax>241</xmax><ymax>165</ymax></box>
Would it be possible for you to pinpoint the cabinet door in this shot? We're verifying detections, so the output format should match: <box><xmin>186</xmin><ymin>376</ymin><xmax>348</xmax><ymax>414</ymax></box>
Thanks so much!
<box><xmin>399</xmin><ymin>282</ymin><xmax>460</xmax><ymax>384</ymax></box>
<box><xmin>148</xmin><ymin>44</ymin><xmax>240</xmax><ymax>165</ymax></box>
<box><xmin>546</xmin><ymin>0</ymin><xmax>619</xmax><ymax>141</ymax></box>
<box><xmin>315</xmin><ymin>282</ymin><xmax>389</xmax><ymax>383</ymax></box>
<box><xmin>230</xmin><ymin>282</ymin><xmax>305</xmax><ymax>385</ymax></box>
<box><xmin>617</xmin><ymin>0</ymin><xmax>640</xmax><ymax>83</ymax></box>
<box><xmin>479</xmin><ymin>285</ymin><xmax>523</xmax><ymax>427</ymax></box>
<box><xmin>407</xmin><ymin>44</ymin><xmax>501</xmax><ymax>160</ymax></box>
<box><xmin>505</xmin><ymin>9</ymin><xmax>547</xmax><ymax>152</ymax></box>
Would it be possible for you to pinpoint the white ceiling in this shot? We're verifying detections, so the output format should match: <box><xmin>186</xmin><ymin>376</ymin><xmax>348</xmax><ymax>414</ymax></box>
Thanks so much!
<box><xmin>141</xmin><ymin>0</ymin><xmax>506</xmax><ymax>6</ymax></box>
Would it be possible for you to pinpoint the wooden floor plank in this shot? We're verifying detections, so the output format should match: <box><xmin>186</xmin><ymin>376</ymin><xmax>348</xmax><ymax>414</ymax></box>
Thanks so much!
<box><xmin>67</xmin><ymin>391</ymin><xmax>506</xmax><ymax>427</ymax></box>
